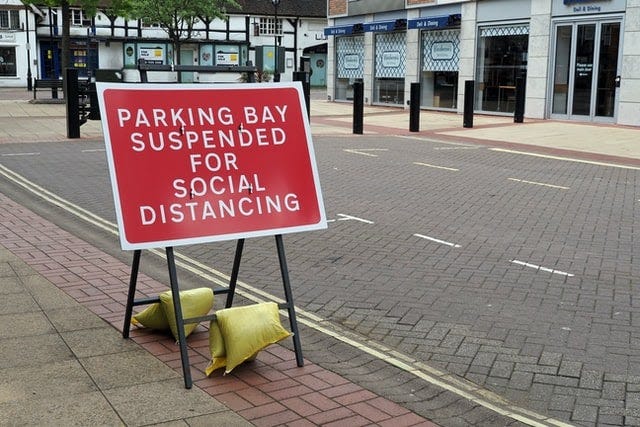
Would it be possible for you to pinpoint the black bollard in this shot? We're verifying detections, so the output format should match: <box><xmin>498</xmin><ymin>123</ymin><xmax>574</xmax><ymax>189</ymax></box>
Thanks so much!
<box><xmin>293</xmin><ymin>71</ymin><xmax>311</xmax><ymax>120</ymax></box>
<box><xmin>353</xmin><ymin>81</ymin><xmax>364</xmax><ymax>135</ymax></box>
<box><xmin>409</xmin><ymin>82</ymin><xmax>420</xmax><ymax>132</ymax></box>
<box><xmin>514</xmin><ymin>77</ymin><xmax>525</xmax><ymax>123</ymax></box>
<box><xmin>463</xmin><ymin>80</ymin><xmax>474</xmax><ymax>128</ymax></box>
<box><xmin>65</xmin><ymin>68</ymin><xmax>81</xmax><ymax>139</ymax></box>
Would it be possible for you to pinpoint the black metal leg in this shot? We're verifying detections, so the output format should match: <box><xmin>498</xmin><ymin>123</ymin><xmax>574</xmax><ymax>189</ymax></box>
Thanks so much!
<box><xmin>275</xmin><ymin>235</ymin><xmax>304</xmax><ymax>367</ymax></box>
<box><xmin>166</xmin><ymin>247</ymin><xmax>192</xmax><ymax>389</ymax></box>
<box><xmin>122</xmin><ymin>249</ymin><xmax>142</xmax><ymax>339</ymax></box>
<box><xmin>225</xmin><ymin>239</ymin><xmax>245</xmax><ymax>308</ymax></box>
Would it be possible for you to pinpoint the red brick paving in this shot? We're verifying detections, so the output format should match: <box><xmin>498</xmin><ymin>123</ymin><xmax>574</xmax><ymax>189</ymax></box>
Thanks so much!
<box><xmin>0</xmin><ymin>192</ymin><xmax>438</xmax><ymax>426</ymax></box>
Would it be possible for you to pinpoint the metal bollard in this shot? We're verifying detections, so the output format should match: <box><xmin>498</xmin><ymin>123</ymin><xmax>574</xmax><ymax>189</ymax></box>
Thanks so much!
<box><xmin>514</xmin><ymin>77</ymin><xmax>525</xmax><ymax>123</ymax></box>
<box><xmin>293</xmin><ymin>71</ymin><xmax>311</xmax><ymax>120</ymax></box>
<box><xmin>409</xmin><ymin>82</ymin><xmax>420</xmax><ymax>132</ymax></box>
<box><xmin>463</xmin><ymin>80</ymin><xmax>474</xmax><ymax>128</ymax></box>
<box><xmin>353</xmin><ymin>81</ymin><xmax>364</xmax><ymax>135</ymax></box>
<box><xmin>64</xmin><ymin>68</ymin><xmax>81</xmax><ymax>139</ymax></box>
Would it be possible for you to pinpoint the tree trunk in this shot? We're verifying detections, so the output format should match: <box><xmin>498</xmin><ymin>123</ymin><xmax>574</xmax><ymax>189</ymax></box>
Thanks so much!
<box><xmin>61</xmin><ymin>0</ymin><xmax>71</xmax><ymax>71</ymax></box>
<box><xmin>174</xmin><ymin>38</ymin><xmax>182</xmax><ymax>83</ymax></box>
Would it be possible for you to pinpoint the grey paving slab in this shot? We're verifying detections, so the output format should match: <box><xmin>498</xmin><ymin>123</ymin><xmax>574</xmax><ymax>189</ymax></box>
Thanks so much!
<box><xmin>20</xmin><ymin>272</ymin><xmax>79</xmax><ymax>310</ymax></box>
<box><xmin>0</xmin><ymin>359</ymin><xmax>97</xmax><ymax>404</ymax></box>
<box><xmin>0</xmin><ymin>291</ymin><xmax>39</xmax><ymax>315</ymax></box>
<box><xmin>0</xmin><ymin>275</ymin><xmax>22</xmax><ymax>294</ymax></box>
<box><xmin>0</xmin><ymin>390</ymin><xmax>122</xmax><ymax>426</ymax></box>
<box><xmin>79</xmin><ymin>349</ymin><xmax>180</xmax><ymax>390</ymax></box>
<box><xmin>46</xmin><ymin>305</ymin><xmax>113</xmax><ymax>332</ymax></box>
<box><xmin>61</xmin><ymin>326</ymin><xmax>140</xmax><ymax>358</ymax></box>
<box><xmin>0</xmin><ymin>333</ymin><xmax>74</xmax><ymax>370</ymax></box>
<box><xmin>0</xmin><ymin>311</ymin><xmax>55</xmax><ymax>338</ymax></box>
<box><xmin>102</xmin><ymin>378</ymin><xmax>232</xmax><ymax>427</ymax></box>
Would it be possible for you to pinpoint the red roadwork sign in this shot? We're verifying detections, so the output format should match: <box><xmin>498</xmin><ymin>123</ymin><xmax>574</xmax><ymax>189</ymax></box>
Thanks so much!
<box><xmin>96</xmin><ymin>82</ymin><xmax>327</xmax><ymax>250</ymax></box>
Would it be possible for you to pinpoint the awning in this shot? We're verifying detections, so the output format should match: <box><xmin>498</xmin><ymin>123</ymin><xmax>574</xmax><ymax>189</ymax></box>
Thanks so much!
<box><xmin>363</xmin><ymin>19</ymin><xmax>406</xmax><ymax>33</ymax></box>
<box><xmin>324</xmin><ymin>24</ymin><xmax>362</xmax><ymax>36</ymax></box>
<box><xmin>408</xmin><ymin>14</ymin><xmax>461</xmax><ymax>30</ymax></box>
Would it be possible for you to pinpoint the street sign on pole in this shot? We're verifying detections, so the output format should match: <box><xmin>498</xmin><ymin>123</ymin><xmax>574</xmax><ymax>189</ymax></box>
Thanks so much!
<box><xmin>96</xmin><ymin>82</ymin><xmax>327</xmax><ymax>250</ymax></box>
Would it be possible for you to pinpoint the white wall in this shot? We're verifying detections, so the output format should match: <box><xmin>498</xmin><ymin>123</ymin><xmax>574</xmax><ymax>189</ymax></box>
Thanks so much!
<box><xmin>618</xmin><ymin>0</ymin><xmax>640</xmax><ymax>125</ymax></box>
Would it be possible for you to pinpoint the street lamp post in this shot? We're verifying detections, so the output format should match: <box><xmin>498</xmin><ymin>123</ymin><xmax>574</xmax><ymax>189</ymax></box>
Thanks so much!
<box><xmin>25</xmin><ymin>5</ymin><xmax>32</xmax><ymax>91</ymax></box>
<box><xmin>272</xmin><ymin>0</ymin><xmax>280</xmax><ymax>82</ymax></box>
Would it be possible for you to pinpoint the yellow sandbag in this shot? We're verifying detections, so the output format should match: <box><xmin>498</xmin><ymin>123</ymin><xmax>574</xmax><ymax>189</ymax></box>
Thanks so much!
<box><xmin>216</xmin><ymin>302</ymin><xmax>291</xmax><ymax>374</ymax></box>
<box><xmin>205</xmin><ymin>320</ymin><xmax>260</xmax><ymax>376</ymax></box>
<box><xmin>131</xmin><ymin>303</ymin><xmax>169</xmax><ymax>330</ymax></box>
<box><xmin>205</xmin><ymin>320</ymin><xmax>227</xmax><ymax>376</ymax></box>
<box><xmin>159</xmin><ymin>287</ymin><xmax>214</xmax><ymax>340</ymax></box>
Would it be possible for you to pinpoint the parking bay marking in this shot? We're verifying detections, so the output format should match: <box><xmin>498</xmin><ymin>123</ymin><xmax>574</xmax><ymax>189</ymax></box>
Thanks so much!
<box><xmin>1</xmin><ymin>152</ymin><xmax>40</xmax><ymax>157</ymax></box>
<box><xmin>508</xmin><ymin>177</ymin><xmax>569</xmax><ymax>190</ymax></box>
<box><xmin>491</xmin><ymin>148</ymin><xmax>640</xmax><ymax>171</ymax></box>
<box><xmin>327</xmin><ymin>213</ymin><xmax>374</xmax><ymax>224</ymax></box>
<box><xmin>414</xmin><ymin>233</ymin><xmax>461</xmax><ymax>248</ymax></box>
<box><xmin>343</xmin><ymin>148</ymin><xmax>388</xmax><ymax>157</ymax></box>
<box><xmin>510</xmin><ymin>259</ymin><xmax>574</xmax><ymax>277</ymax></box>
<box><xmin>413</xmin><ymin>162</ymin><xmax>459</xmax><ymax>172</ymax></box>
<box><xmin>0</xmin><ymin>163</ymin><xmax>572</xmax><ymax>427</ymax></box>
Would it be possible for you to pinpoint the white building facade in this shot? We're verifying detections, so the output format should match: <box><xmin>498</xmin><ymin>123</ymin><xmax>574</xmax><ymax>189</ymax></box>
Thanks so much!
<box><xmin>0</xmin><ymin>1</ymin><xmax>327</xmax><ymax>88</ymax></box>
<box><xmin>325</xmin><ymin>0</ymin><xmax>640</xmax><ymax>126</ymax></box>
<box><xmin>0</xmin><ymin>1</ymin><xmax>37</xmax><ymax>89</ymax></box>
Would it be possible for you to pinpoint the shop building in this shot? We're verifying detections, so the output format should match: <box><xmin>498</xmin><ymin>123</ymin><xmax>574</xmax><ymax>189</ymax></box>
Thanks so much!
<box><xmin>325</xmin><ymin>0</ymin><xmax>640</xmax><ymax>126</ymax></box>
<box><xmin>0</xmin><ymin>1</ymin><xmax>37</xmax><ymax>89</ymax></box>
<box><xmin>0</xmin><ymin>0</ymin><xmax>327</xmax><ymax>88</ymax></box>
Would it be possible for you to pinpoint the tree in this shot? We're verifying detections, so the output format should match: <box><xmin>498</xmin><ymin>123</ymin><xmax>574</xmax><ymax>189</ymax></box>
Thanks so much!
<box><xmin>130</xmin><ymin>0</ymin><xmax>239</xmax><ymax>81</ymax></box>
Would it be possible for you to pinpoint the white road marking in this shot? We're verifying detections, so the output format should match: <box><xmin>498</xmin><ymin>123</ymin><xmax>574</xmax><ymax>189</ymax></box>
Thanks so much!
<box><xmin>414</xmin><ymin>233</ymin><xmax>461</xmax><ymax>248</ymax></box>
<box><xmin>327</xmin><ymin>214</ymin><xmax>375</xmax><ymax>224</ymax></box>
<box><xmin>343</xmin><ymin>148</ymin><xmax>388</xmax><ymax>157</ymax></box>
<box><xmin>82</xmin><ymin>148</ymin><xmax>106</xmax><ymax>153</ymax></box>
<box><xmin>413</xmin><ymin>162</ymin><xmax>460</xmax><ymax>171</ymax></box>
<box><xmin>491</xmin><ymin>148</ymin><xmax>640</xmax><ymax>170</ymax></box>
<box><xmin>337</xmin><ymin>213</ymin><xmax>374</xmax><ymax>224</ymax></box>
<box><xmin>510</xmin><ymin>260</ymin><xmax>575</xmax><ymax>277</ymax></box>
<box><xmin>507</xmin><ymin>178</ymin><xmax>570</xmax><ymax>190</ymax></box>
<box><xmin>0</xmin><ymin>163</ymin><xmax>573</xmax><ymax>427</ymax></box>
<box><xmin>433</xmin><ymin>146</ymin><xmax>479</xmax><ymax>150</ymax></box>
<box><xmin>1</xmin><ymin>152</ymin><xmax>40</xmax><ymax>157</ymax></box>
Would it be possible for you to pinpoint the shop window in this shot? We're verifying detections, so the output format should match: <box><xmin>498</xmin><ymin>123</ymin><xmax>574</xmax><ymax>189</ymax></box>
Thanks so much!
<box><xmin>0</xmin><ymin>46</ymin><xmax>16</xmax><ymax>76</ymax></box>
<box><xmin>421</xmin><ymin>29</ymin><xmax>460</xmax><ymax>109</ymax></box>
<box><xmin>0</xmin><ymin>10</ymin><xmax>20</xmax><ymax>29</ymax></box>
<box><xmin>476</xmin><ymin>25</ymin><xmax>528</xmax><ymax>113</ymax></box>
<box><xmin>374</xmin><ymin>32</ymin><xmax>406</xmax><ymax>105</ymax></box>
<box><xmin>335</xmin><ymin>35</ymin><xmax>364</xmax><ymax>101</ymax></box>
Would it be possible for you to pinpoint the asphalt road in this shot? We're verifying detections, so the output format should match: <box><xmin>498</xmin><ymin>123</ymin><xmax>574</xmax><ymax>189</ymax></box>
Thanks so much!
<box><xmin>1</xmin><ymin>133</ymin><xmax>639</xmax><ymax>426</ymax></box>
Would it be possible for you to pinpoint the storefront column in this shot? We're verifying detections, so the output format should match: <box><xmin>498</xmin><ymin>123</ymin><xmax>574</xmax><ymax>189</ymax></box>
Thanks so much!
<box><xmin>404</xmin><ymin>8</ymin><xmax>421</xmax><ymax>110</ymax></box>
<box><xmin>526</xmin><ymin>0</ymin><xmax>552</xmax><ymax>119</ymax></box>
<box><xmin>457</xmin><ymin>2</ymin><xmax>477</xmax><ymax>114</ymax></box>
<box><xmin>619</xmin><ymin>4</ymin><xmax>640</xmax><ymax>126</ymax></box>
<box><xmin>326</xmin><ymin>29</ymin><xmax>335</xmax><ymax>100</ymax></box>
<box><xmin>363</xmin><ymin>15</ymin><xmax>374</xmax><ymax>105</ymax></box>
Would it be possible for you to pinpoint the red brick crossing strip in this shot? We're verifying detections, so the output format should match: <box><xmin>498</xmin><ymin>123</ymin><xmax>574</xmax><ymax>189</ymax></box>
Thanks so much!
<box><xmin>0</xmin><ymin>193</ymin><xmax>437</xmax><ymax>427</ymax></box>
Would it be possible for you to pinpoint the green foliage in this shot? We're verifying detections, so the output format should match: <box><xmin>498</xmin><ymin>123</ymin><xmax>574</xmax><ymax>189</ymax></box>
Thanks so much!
<box><xmin>130</xmin><ymin>0</ymin><xmax>240</xmax><ymax>42</ymax></box>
